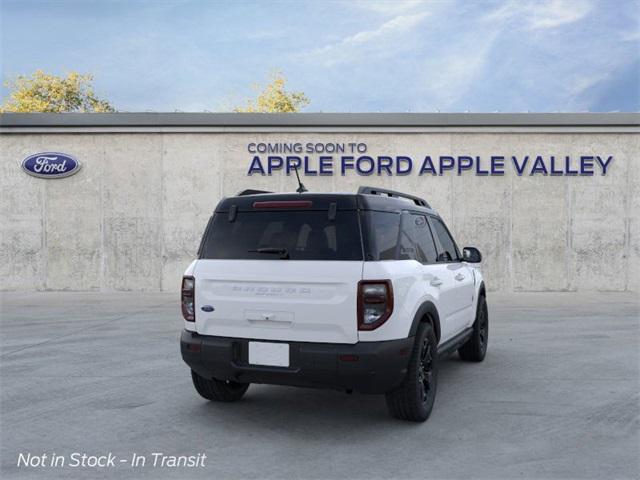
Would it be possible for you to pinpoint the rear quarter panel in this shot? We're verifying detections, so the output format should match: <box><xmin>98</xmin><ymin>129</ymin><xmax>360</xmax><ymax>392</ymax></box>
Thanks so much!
<box><xmin>360</xmin><ymin>260</ymin><xmax>441</xmax><ymax>342</ymax></box>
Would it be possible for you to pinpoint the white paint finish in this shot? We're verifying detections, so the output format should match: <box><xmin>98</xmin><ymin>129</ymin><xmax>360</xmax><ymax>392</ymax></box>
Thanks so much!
<box><xmin>360</xmin><ymin>259</ymin><xmax>480</xmax><ymax>343</ymax></box>
<box><xmin>359</xmin><ymin>260</ymin><xmax>423</xmax><ymax>342</ymax></box>
<box><xmin>193</xmin><ymin>260</ymin><xmax>362</xmax><ymax>343</ymax></box>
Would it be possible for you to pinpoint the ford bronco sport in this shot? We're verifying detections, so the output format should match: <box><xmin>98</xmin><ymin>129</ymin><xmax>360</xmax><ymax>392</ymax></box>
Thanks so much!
<box><xmin>180</xmin><ymin>186</ymin><xmax>488</xmax><ymax>422</ymax></box>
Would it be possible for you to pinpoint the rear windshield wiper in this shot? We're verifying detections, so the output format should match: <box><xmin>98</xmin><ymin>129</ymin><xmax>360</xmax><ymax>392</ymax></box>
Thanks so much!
<box><xmin>249</xmin><ymin>247</ymin><xmax>290</xmax><ymax>259</ymax></box>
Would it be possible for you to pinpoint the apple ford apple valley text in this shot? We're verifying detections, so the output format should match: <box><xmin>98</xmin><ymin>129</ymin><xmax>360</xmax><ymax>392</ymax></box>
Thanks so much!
<box><xmin>246</xmin><ymin>142</ymin><xmax>613</xmax><ymax>177</ymax></box>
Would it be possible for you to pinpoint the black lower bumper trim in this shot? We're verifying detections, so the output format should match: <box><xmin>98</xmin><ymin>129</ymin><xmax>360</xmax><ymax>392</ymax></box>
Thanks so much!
<box><xmin>181</xmin><ymin>331</ymin><xmax>414</xmax><ymax>394</ymax></box>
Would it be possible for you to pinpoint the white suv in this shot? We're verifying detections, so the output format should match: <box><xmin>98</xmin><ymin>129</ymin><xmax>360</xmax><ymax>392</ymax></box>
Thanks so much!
<box><xmin>180</xmin><ymin>186</ymin><xmax>488</xmax><ymax>422</ymax></box>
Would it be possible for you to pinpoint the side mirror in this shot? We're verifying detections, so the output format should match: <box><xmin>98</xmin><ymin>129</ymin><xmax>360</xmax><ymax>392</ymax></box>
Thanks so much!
<box><xmin>463</xmin><ymin>247</ymin><xmax>482</xmax><ymax>263</ymax></box>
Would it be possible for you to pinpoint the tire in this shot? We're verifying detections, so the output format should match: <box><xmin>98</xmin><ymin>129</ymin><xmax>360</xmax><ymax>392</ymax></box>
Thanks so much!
<box><xmin>385</xmin><ymin>323</ymin><xmax>438</xmax><ymax>422</ymax></box>
<box><xmin>458</xmin><ymin>294</ymin><xmax>488</xmax><ymax>362</ymax></box>
<box><xmin>190</xmin><ymin>370</ymin><xmax>249</xmax><ymax>402</ymax></box>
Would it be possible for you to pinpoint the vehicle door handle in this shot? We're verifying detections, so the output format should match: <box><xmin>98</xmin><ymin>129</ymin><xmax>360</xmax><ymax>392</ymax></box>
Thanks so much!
<box><xmin>430</xmin><ymin>277</ymin><xmax>443</xmax><ymax>287</ymax></box>
<box><xmin>455</xmin><ymin>273</ymin><xmax>465</xmax><ymax>281</ymax></box>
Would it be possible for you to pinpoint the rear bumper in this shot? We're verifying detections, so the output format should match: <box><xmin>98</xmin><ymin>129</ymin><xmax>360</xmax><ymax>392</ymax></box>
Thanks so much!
<box><xmin>181</xmin><ymin>330</ymin><xmax>413</xmax><ymax>394</ymax></box>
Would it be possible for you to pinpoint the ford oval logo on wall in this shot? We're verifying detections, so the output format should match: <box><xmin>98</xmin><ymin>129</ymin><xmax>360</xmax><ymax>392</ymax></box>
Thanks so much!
<box><xmin>21</xmin><ymin>152</ymin><xmax>81</xmax><ymax>179</ymax></box>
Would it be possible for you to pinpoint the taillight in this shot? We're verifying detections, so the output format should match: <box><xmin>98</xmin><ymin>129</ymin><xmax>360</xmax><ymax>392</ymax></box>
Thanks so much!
<box><xmin>181</xmin><ymin>276</ymin><xmax>195</xmax><ymax>322</ymax></box>
<box><xmin>357</xmin><ymin>280</ymin><xmax>393</xmax><ymax>330</ymax></box>
<box><xmin>253</xmin><ymin>200</ymin><xmax>312</xmax><ymax>209</ymax></box>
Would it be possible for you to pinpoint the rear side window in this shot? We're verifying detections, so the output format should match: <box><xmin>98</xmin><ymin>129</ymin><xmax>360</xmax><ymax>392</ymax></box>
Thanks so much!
<box><xmin>362</xmin><ymin>211</ymin><xmax>401</xmax><ymax>260</ymax></box>
<box><xmin>429</xmin><ymin>217</ymin><xmax>460</xmax><ymax>261</ymax></box>
<box><xmin>362</xmin><ymin>211</ymin><xmax>439</xmax><ymax>263</ymax></box>
<box><xmin>200</xmin><ymin>211</ymin><xmax>363</xmax><ymax>261</ymax></box>
<box><xmin>407</xmin><ymin>214</ymin><xmax>438</xmax><ymax>263</ymax></box>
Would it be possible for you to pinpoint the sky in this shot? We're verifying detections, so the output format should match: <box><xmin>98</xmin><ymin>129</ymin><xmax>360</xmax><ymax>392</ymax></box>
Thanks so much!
<box><xmin>1</xmin><ymin>0</ymin><xmax>639</xmax><ymax>112</ymax></box>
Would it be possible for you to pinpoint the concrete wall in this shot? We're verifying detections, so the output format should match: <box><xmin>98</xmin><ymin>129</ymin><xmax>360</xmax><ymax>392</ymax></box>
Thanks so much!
<box><xmin>1</xmin><ymin>125</ymin><xmax>638</xmax><ymax>292</ymax></box>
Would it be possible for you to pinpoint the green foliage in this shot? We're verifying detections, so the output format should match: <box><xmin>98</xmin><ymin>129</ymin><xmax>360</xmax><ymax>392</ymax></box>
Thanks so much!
<box><xmin>1</xmin><ymin>70</ymin><xmax>115</xmax><ymax>113</ymax></box>
<box><xmin>234</xmin><ymin>72</ymin><xmax>309</xmax><ymax>113</ymax></box>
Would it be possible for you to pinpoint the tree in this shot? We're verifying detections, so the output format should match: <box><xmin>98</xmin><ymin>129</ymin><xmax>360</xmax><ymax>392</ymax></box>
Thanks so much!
<box><xmin>1</xmin><ymin>70</ymin><xmax>115</xmax><ymax>113</ymax></box>
<box><xmin>234</xmin><ymin>72</ymin><xmax>309</xmax><ymax>113</ymax></box>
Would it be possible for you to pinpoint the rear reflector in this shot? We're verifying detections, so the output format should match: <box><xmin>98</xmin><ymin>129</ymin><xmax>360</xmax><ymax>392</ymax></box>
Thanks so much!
<box><xmin>339</xmin><ymin>354</ymin><xmax>359</xmax><ymax>362</ymax></box>
<box><xmin>253</xmin><ymin>200</ymin><xmax>313</xmax><ymax>209</ymax></box>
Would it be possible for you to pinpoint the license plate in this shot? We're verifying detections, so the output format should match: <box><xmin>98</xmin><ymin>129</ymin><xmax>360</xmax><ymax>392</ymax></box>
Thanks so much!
<box><xmin>248</xmin><ymin>341</ymin><xmax>289</xmax><ymax>367</ymax></box>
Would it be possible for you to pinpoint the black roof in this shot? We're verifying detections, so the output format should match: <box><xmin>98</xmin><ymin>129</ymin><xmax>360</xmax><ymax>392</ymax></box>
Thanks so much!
<box><xmin>215</xmin><ymin>190</ymin><xmax>439</xmax><ymax>216</ymax></box>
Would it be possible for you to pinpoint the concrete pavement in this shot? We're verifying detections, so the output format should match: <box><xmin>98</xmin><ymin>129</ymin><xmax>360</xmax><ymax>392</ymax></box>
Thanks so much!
<box><xmin>1</xmin><ymin>292</ymin><xmax>638</xmax><ymax>479</ymax></box>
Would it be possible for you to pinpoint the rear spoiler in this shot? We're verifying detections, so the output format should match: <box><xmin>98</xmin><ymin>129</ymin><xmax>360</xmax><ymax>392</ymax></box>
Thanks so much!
<box><xmin>357</xmin><ymin>186</ymin><xmax>430</xmax><ymax>208</ymax></box>
<box><xmin>237</xmin><ymin>189</ymin><xmax>272</xmax><ymax>196</ymax></box>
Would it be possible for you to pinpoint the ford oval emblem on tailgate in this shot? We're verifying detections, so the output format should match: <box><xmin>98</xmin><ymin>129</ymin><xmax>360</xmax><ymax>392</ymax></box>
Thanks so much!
<box><xmin>201</xmin><ymin>305</ymin><xmax>215</xmax><ymax>312</ymax></box>
<box><xmin>21</xmin><ymin>152</ymin><xmax>81</xmax><ymax>179</ymax></box>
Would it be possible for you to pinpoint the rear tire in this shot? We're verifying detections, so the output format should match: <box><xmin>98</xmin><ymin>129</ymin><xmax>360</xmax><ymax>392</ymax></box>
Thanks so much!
<box><xmin>385</xmin><ymin>323</ymin><xmax>438</xmax><ymax>422</ymax></box>
<box><xmin>458</xmin><ymin>295</ymin><xmax>488</xmax><ymax>362</ymax></box>
<box><xmin>191</xmin><ymin>370</ymin><xmax>249</xmax><ymax>402</ymax></box>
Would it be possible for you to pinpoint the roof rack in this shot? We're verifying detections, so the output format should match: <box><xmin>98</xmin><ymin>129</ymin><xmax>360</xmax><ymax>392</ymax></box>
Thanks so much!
<box><xmin>357</xmin><ymin>186</ymin><xmax>431</xmax><ymax>208</ymax></box>
<box><xmin>237</xmin><ymin>189</ymin><xmax>272</xmax><ymax>196</ymax></box>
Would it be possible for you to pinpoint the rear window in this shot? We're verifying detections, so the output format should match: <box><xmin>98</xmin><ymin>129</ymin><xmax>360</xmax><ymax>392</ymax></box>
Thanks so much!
<box><xmin>199</xmin><ymin>211</ymin><xmax>363</xmax><ymax>261</ymax></box>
